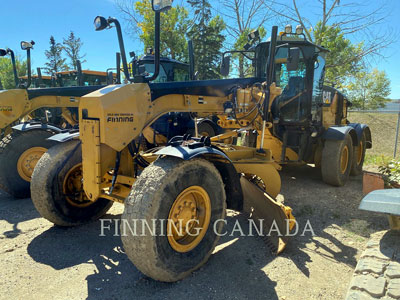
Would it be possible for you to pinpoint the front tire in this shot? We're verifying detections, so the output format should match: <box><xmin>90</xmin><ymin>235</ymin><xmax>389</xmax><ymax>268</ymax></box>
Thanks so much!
<box><xmin>31</xmin><ymin>140</ymin><xmax>113</xmax><ymax>226</ymax></box>
<box><xmin>0</xmin><ymin>130</ymin><xmax>57</xmax><ymax>198</ymax></box>
<box><xmin>121</xmin><ymin>157</ymin><xmax>226</xmax><ymax>282</ymax></box>
<box><xmin>321</xmin><ymin>134</ymin><xmax>353</xmax><ymax>186</ymax></box>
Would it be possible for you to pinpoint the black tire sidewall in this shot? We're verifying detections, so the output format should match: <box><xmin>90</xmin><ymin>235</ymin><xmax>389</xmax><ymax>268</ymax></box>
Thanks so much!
<box><xmin>153</xmin><ymin>162</ymin><xmax>225</xmax><ymax>275</ymax></box>
<box><xmin>50</xmin><ymin>143</ymin><xmax>112</xmax><ymax>224</ymax></box>
<box><xmin>197</xmin><ymin>122</ymin><xmax>216</xmax><ymax>137</ymax></box>
<box><xmin>321</xmin><ymin>134</ymin><xmax>353</xmax><ymax>186</ymax></box>
<box><xmin>122</xmin><ymin>157</ymin><xmax>226</xmax><ymax>281</ymax></box>
<box><xmin>350</xmin><ymin>132</ymin><xmax>366</xmax><ymax>176</ymax></box>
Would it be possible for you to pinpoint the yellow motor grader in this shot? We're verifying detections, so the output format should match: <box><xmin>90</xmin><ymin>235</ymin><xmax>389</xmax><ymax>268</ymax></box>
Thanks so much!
<box><xmin>30</xmin><ymin>1</ymin><xmax>296</xmax><ymax>283</ymax></box>
<box><xmin>30</xmin><ymin>0</ymin><xmax>370</xmax><ymax>282</ymax></box>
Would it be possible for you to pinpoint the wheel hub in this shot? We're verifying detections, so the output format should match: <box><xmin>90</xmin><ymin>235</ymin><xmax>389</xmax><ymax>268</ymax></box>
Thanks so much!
<box><xmin>63</xmin><ymin>163</ymin><xmax>93</xmax><ymax>208</ymax></box>
<box><xmin>17</xmin><ymin>147</ymin><xmax>47</xmax><ymax>182</ymax></box>
<box><xmin>167</xmin><ymin>186</ymin><xmax>211</xmax><ymax>253</ymax></box>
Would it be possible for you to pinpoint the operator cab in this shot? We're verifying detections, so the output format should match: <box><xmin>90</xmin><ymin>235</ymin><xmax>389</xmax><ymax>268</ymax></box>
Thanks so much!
<box><xmin>137</xmin><ymin>55</ymin><xmax>190</xmax><ymax>83</ymax></box>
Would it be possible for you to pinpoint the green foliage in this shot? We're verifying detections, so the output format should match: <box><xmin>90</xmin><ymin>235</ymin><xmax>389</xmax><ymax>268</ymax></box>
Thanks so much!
<box><xmin>63</xmin><ymin>31</ymin><xmax>86</xmax><ymax>70</ymax></box>
<box><xmin>135</xmin><ymin>1</ymin><xmax>189</xmax><ymax>60</ymax></box>
<box><xmin>312</xmin><ymin>22</ymin><xmax>363</xmax><ymax>87</ymax></box>
<box><xmin>0</xmin><ymin>55</ymin><xmax>27</xmax><ymax>89</ymax></box>
<box><xmin>347</xmin><ymin>68</ymin><xmax>391</xmax><ymax>110</ymax></box>
<box><xmin>187</xmin><ymin>0</ymin><xmax>226</xmax><ymax>79</ymax></box>
<box><xmin>44</xmin><ymin>36</ymin><xmax>68</xmax><ymax>74</ymax></box>
<box><xmin>378</xmin><ymin>159</ymin><xmax>400</xmax><ymax>186</ymax></box>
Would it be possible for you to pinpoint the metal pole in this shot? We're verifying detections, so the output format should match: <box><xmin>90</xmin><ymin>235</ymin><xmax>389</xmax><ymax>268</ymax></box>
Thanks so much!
<box><xmin>394</xmin><ymin>101</ymin><xmax>400</xmax><ymax>158</ymax></box>
<box><xmin>194</xmin><ymin>117</ymin><xmax>198</xmax><ymax>137</ymax></box>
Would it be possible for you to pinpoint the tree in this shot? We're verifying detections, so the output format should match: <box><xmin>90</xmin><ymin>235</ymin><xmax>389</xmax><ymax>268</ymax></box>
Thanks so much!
<box><xmin>63</xmin><ymin>31</ymin><xmax>86</xmax><ymax>70</ymax></box>
<box><xmin>0</xmin><ymin>55</ymin><xmax>27</xmax><ymax>89</ymax></box>
<box><xmin>232</xmin><ymin>27</ymin><xmax>266</xmax><ymax>78</ymax></box>
<box><xmin>268</xmin><ymin>0</ymin><xmax>394</xmax><ymax>85</ymax></box>
<box><xmin>44</xmin><ymin>36</ymin><xmax>68</xmax><ymax>74</ymax></box>
<box><xmin>347</xmin><ymin>68</ymin><xmax>391</xmax><ymax>110</ymax></box>
<box><xmin>313</xmin><ymin>22</ymin><xmax>364</xmax><ymax>87</ymax></box>
<box><xmin>217</xmin><ymin>0</ymin><xmax>273</xmax><ymax>77</ymax></box>
<box><xmin>187</xmin><ymin>0</ymin><xmax>226</xmax><ymax>79</ymax></box>
<box><xmin>116</xmin><ymin>0</ymin><xmax>189</xmax><ymax>61</ymax></box>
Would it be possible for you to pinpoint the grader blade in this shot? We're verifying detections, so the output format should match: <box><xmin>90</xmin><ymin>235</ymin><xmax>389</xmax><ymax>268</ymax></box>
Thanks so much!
<box><xmin>240</xmin><ymin>177</ymin><xmax>295</xmax><ymax>254</ymax></box>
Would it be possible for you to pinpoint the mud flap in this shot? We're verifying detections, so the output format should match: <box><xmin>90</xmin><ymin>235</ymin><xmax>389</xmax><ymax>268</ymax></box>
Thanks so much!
<box><xmin>240</xmin><ymin>177</ymin><xmax>295</xmax><ymax>254</ymax></box>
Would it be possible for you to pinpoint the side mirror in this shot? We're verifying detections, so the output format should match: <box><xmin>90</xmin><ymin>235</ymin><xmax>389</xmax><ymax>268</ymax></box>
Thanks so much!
<box><xmin>21</xmin><ymin>41</ymin><xmax>35</xmax><ymax>51</ymax></box>
<box><xmin>220</xmin><ymin>55</ymin><xmax>231</xmax><ymax>77</ymax></box>
<box><xmin>152</xmin><ymin>0</ymin><xmax>172</xmax><ymax>12</ymax></box>
<box><xmin>0</xmin><ymin>49</ymin><xmax>7</xmax><ymax>57</ymax></box>
<box><xmin>287</xmin><ymin>47</ymin><xmax>300</xmax><ymax>71</ymax></box>
<box><xmin>94</xmin><ymin>16</ymin><xmax>109</xmax><ymax>31</ymax></box>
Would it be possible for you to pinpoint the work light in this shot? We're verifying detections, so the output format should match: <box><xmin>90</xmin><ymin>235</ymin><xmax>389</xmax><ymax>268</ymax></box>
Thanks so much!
<box><xmin>94</xmin><ymin>16</ymin><xmax>109</xmax><ymax>31</ymax></box>
<box><xmin>284</xmin><ymin>24</ymin><xmax>292</xmax><ymax>34</ymax></box>
<box><xmin>296</xmin><ymin>25</ymin><xmax>304</xmax><ymax>35</ymax></box>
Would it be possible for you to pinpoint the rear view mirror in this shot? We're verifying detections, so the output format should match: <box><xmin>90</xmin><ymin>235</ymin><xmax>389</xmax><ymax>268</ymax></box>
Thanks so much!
<box><xmin>152</xmin><ymin>0</ymin><xmax>172</xmax><ymax>12</ymax></box>
<box><xmin>0</xmin><ymin>49</ymin><xmax>7</xmax><ymax>57</ymax></box>
<box><xmin>287</xmin><ymin>47</ymin><xmax>300</xmax><ymax>71</ymax></box>
<box><xmin>220</xmin><ymin>55</ymin><xmax>231</xmax><ymax>77</ymax></box>
<box><xmin>21</xmin><ymin>40</ymin><xmax>35</xmax><ymax>51</ymax></box>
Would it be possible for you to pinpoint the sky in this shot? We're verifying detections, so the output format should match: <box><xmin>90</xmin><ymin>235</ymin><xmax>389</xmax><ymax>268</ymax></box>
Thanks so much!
<box><xmin>1</xmin><ymin>0</ymin><xmax>400</xmax><ymax>98</ymax></box>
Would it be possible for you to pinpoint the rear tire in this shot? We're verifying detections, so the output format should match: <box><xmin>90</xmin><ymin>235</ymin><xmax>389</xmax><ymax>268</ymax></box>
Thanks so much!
<box><xmin>321</xmin><ymin>134</ymin><xmax>353</xmax><ymax>186</ymax></box>
<box><xmin>350</xmin><ymin>132</ymin><xmax>366</xmax><ymax>176</ymax></box>
<box><xmin>0</xmin><ymin>130</ymin><xmax>57</xmax><ymax>198</ymax></box>
<box><xmin>121</xmin><ymin>157</ymin><xmax>226</xmax><ymax>282</ymax></box>
<box><xmin>31</xmin><ymin>140</ymin><xmax>113</xmax><ymax>226</ymax></box>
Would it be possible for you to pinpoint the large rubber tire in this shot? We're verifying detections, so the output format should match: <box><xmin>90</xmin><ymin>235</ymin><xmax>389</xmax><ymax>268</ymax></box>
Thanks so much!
<box><xmin>31</xmin><ymin>140</ymin><xmax>113</xmax><ymax>226</ymax></box>
<box><xmin>350</xmin><ymin>132</ymin><xmax>366</xmax><ymax>176</ymax></box>
<box><xmin>321</xmin><ymin>134</ymin><xmax>353</xmax><ymax>187</ymax></box>
<box><xmin>121</xmin><ymin>157</ymin><xmax>226</xmax><ymax>282</ymax></box>
<box><xmin>0</xmin><ymin>130</ymin><xmax>57</xmax><ymax>198</ymax></box>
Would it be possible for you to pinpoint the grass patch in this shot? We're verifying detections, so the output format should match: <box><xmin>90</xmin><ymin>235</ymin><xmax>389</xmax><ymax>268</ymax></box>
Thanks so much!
<box><xmin>348</xmin><ymin>112</ymin><xmax>400</xmax><ymax>166</ymax></box>
<box><xmin>342</xmin><ymin>219</ymin><xmax>374</xmax><ymax>241</ymax></box>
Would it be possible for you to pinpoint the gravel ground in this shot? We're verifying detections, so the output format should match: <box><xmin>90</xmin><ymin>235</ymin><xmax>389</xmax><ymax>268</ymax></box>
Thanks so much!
<box><xmin>0</xmin><ymin>165</ymin><xmax>389</xmax><ymax>300</ymax></box>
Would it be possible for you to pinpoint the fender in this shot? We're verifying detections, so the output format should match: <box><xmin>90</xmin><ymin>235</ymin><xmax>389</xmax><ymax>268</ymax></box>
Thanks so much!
<box><xmin>322</xmin><ymin>125</ymin><xmax>358</xmax><ymax>145</ymax></box>
<box><xmin>155</xmin><ymin>144</ymin><xmax>243</xmax><ymax>210</ymax></box>
<box><xmin>12</xmin><ymin>122</ymin><xmax>63</xmax><ymax>134</ymax></box>
<box><xmin>349</xmin><ymin>123</ymin><xmax>372</xmax><ymax>149</ymax></box>
<box><xmin>47</xmin><ymin>130</ymin><xmax>80</xmax><ymax>142</ymax></box>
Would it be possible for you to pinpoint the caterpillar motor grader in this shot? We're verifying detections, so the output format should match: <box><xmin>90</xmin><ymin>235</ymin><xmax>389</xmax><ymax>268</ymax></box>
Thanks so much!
<box><xmin>30</xmin><ymin>1</ymin><xmax>298</xmax><ymax>282</ymax></box>
<box><xmin>217</xmin><ymin>26</ymin><xmax>371</xmax><ymax>187</ymax></box>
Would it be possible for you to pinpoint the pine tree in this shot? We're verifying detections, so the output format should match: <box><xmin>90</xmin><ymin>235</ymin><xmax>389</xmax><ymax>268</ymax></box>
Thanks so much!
<box><xmin>63</xmin><ymin>31</ymin><xmax>86</xmax><ymax>70</ymax></box>
<box><xmin>187</xmin><ymin>0</ymin><xmax>226</xmax><ymax>79</ymax></box>
<box><xmin>44</xmin><ymin>36</ymin><xmax>68</xmax><ymax>74</ymax></box>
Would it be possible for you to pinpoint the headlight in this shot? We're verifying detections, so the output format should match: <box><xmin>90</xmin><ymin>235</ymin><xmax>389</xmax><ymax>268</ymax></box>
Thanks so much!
<box><xmin>284</xmin><ymin>24</ymin><xmax>292</xmax><ymax>34</ymax></box>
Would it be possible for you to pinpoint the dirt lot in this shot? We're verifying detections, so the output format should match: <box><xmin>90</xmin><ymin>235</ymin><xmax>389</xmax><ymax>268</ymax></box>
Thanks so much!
<box><xmin>0</xmin><ymin>165</ymin><xmax>389</xmax><ymax>300</ymax></box>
